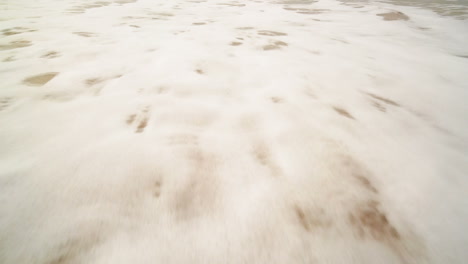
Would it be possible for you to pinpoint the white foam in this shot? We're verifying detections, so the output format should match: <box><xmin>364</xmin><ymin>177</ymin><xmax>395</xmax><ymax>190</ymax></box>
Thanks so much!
<box><xmin>0</xmin><ymin>0</ymin><xmax>467</xmax><ymax>263</ymax></box>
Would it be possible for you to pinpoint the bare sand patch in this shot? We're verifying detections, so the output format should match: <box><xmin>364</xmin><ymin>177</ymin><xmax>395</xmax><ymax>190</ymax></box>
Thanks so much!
<box><xmin>2</xmin><ymin>27</ymin><xmax>36</xmax><ymax>36</ymax></box>
<box><xmin>262</xmin><ymin>40</ymin><xmax>288</xmax><ymax>50</ymax></box>
<box><xmin>237</xmin><ymin>26</ymin><xmax>254</xmax><ymax>30</ymax></box>
<box><xmin>0</xmin><ymin>97</ymin><xmax>12</xmax><ymax>111</ymax></box>
<box><xmin>258</xmin><ymin>30</ymin><xmax>287</xmax><ymax>36</ymax></box>
<box><xmin>333</xmin><ymin>106</ymin><xmax>355</xmax><ymax>119</ymax></box>
<box><xmin>23</xmin><ymin>72</ymin><xmax>58</xmax><ymax>86</ymax></box>
<box><xmin>0</xmin><ymin>40</ymin><xmax>32</xmax><ymax>50</ymax></box>
<box><xmin>73</xmin><ymin>32</ymin><xmax>97</xmax><ymax>37</ymax></box>
<box><xmin>263</xmin><ymin>45</ymin><xmax>280</xmax><ymax>50</ymax></box>
<box><xmin>367</xmin><ymin>93</ymin><xmax>400</xmax><ymax>106</ymax></box>
<box><xmin>3</xmin><ymin>56</ymin><xmax>15</xmax><ymax>62</ymax></box>
<box><xmin>217</xmin><ymin>3</ymin><xmax>245</xmax><ymax>7</ymax></box>
<box><xmin>377</xmin><ymin>11</ymin><xmax>409</xmax><ymax>21</ymax></box>
<box><xmin>284</xmin><ymin>7</ymin><xmax>328</xmax><ymax>14</ymax></box>
<box><xmin>41</xmin><ymin>51</ymin><xmax>60</xmax><ymax>59</ymax></box>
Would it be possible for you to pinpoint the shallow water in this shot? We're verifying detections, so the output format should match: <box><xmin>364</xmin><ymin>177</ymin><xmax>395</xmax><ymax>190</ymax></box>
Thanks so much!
<box><xmin>0</xmin><ymin>0</ymin><xmax>467</xmax><ymax>264</ymax></box>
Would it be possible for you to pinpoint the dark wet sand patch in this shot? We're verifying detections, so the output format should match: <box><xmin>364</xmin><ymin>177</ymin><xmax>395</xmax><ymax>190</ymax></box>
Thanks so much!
<box><xmin>217</xmin><ymin>3</ymin><xmax>245</xmax><ymax>7</ymax></box>
<box><xmin>126</xmin><ymin>107</ymin><xmax>151</xmax><ymax>132</ymax></box>
<box><xmin>237</xmin><ymin>27</ymin><xmax>254</xmax><ymax>30</ymax></box>
<box><xmin>274</xmin><ymin>40</ymin><xmax>288</xmax><ymax>46</ymax></box>
<box><xmin>354</xmin><ymin>173</ymin><xmax>378</xmax><ymax>194</ymax></box>
<box><xmin>0</xmin><ymin>97</ymin><xmax>12</xmax><ymax>111</ymax></box>
<box><xmin>136</xmin><ymin>117</ymin><xmax>148</xmax><ymax>133</ymax></box>
<box><xmin>123</xmin><ymin>16</ymin><xmax>149</xmax><ymax>20</ymax></box>
<box><xmin>377</xmin><ymin>11</ymin><xmax>409</xmax><ymax>21</ymax></box>
<box><xmin>42</xmin><ymin>93</ymin><xmax>76</xmax><ymax>102</ymax></box>
<box><xmin>297</xmin><ymin>10</ymin><xmax>326</xmax><ymax>14</ymax></box>
<box><xmin>2</xmin><ymin>27</ymin><xmax>36</xmax><ymax>36</ymax></box>
<box><xmin>73</xmin><ymin>32</ymin><xmax>96</xmax><ymax>37</ymax></box>
<box><xmin>252</xmin><ymin>141</ymin><xmax>282</xmax><ymax>177</ymax></box>
<box><xmin>172</xmin><ymin>149</ymin><xmax>219</xmax><ymax>220</ymax></box>
<box><xmin>333</xmin><ymin>107</ymin><xmax>354</xmax><ymax>119</ymax></box>
<box><xmin>192</xmin><ymin>22</ymin><xmax>206</xmax><ymax>25</ymax></box>
<box><xmin>263</xmin><ymin>40</ymin><xmax>288</xmax><ymax>50</ymax></box>
<box><xmin>332</xmin><ymin>38</ymin><xmax>349</xmax><ymax>44</ymax></box>
<box><xmin>23</xmin><ymin>72</ymin><xmax>58</xmax><ymax>86</ymax></box>
<box><xmin>3</xmin><ymin>56</ymin><xmax>15</xmax><ymax>62</ymax></box>
<box><xmin>295</xmin><ymin>206</ymin><xmax>311</xmax><ymax>231</ymax></box>
<box><xmin>309</xmin><ymin>50</ymin><xmax>321</xmax><ymax>55</ymax></box>
<box><xmin>349</xmin><ymin>200</ymin><xmax>400</xmax><ymax>241</ymax></box>
<box><xmin>83</xmin><ymin>1</ymin><xmax>110</xmax><ymax>8</ymax></box>
<box><xmin>263</xmin><ymin>45</ymin><xmax>280</xmax><ymax>51</ymax></box>
<box><xmin>230</xmin><ymin>41</ymin><xmax>242</xmax><ymax>46</ymax></box>
<box><xmin>0</xmin><ymin>40</ymin><xmax>32</xmax><ymax>50</ymax></box>
<box><xmin>84</xmin><ymin>4</ymin><xmax>103</xmax><ymax>8</ymax></box>
<box><xmin>41</xmin><ymin>51</ymin><xmax>60</xmax><ymax>59</ymax></box>
<box><xmin>271</xmin><ymin>97</ymin><xmax>283</xmax><ymax>103</ymax></box>
<box><xmin>116</xmin><ymin>0</ymin><xmax>137</xmax><ymax>4</ymax></box>
<box><xmin>85</xmin><ymin>75</ymin><xmax>121</xmax><ymax>88</ymax></box>
<box><xmin>85</xmin><ymin>78</ymin><xmax>105</xmax><ymax>86</ymax></box>
<box><xmin>338</xmin><ymin>153</ymin><xmax>378</xmax><ymax>193</ymax></box>
<box><xmin>73</xmin><ymin>32</ymin><xmax>97</xmax><ymax>37</ymax></box>
<box><xmin>367</xmin><ymin>93</ymin><xmax>400</xmax><ymax>106</ymax></box>
<box><xmin>326</xmin><ymin>153</ymin><xmax>408</xmax><ymax>257</ymax></box>
<box><xmin>157</xmin><ymin>86</ymin><xmax>169</xmax><ymax>94</ymax></box>
<box><xmin>196</xmin><ymin>69</ymin><xmax>204</xmax><ymax>74</ymax></box>
<box><xmin>67</xmin><ymin>2</ymin><xmax>110</xmax><ymax>14</ymax></box>
<box><xmin>294</xmin><ymin>205</ymin><xmax>331</xmax><ymax>232</ymax></box>
<box><xmin>258</xmin><ymin>30</ymin><xmax>287</xmax><ymax>36</ymax></box>
<box><xmin>284</xmin><ymin>7</ymin><xmax>328</xmax><ymax>14</ymax></box>
<box><xmin>284</xmin><ymin>7</ymin><xmax>310</xmax><ymax>12</ymax></box>
<box><xmin>277</xmin><ymin>0</ymin><xmax>318</xmax><ymax>4</ymax></box>
<box><xmin>130</xmin><ymin>106</ymin><xmax>150</xmax><ymax>133</ymax></box>
<box><xmin>153</xmin><ymin>180</ymin><xmax>162</xmax><ymax>198</ymax></box>
<box><xmin>152</xmin><ymin>12</ymin><xmax>174</xmax><ymax>17</ymax></box>
<box><xmin>126</xmin><ymin>114</ymin><xmax>136</xmax><ymax>125</ymax></box>
<box><xmin>372</xmin><ymin>101</ymin><xmax>386</xmax><ymax>112</ymax></box>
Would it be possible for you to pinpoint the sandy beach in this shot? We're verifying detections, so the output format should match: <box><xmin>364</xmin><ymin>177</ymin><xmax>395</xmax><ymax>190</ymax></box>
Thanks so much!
<box><xmin>1</xmin><ymin>0</ymin><xmax>467</xmax><ymax>263</ymax></box>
